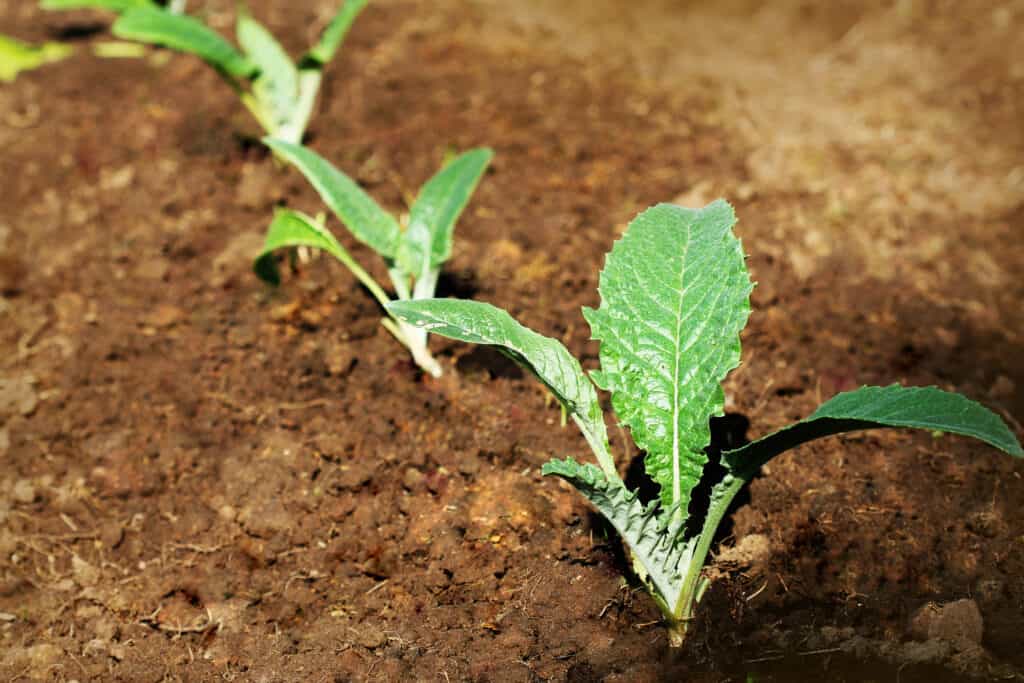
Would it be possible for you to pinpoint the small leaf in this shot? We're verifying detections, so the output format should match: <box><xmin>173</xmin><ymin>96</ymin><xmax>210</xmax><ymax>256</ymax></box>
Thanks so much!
<box><xmin>264</xmin><ymin>138</ymin><xmax>401</xmax><ymax>260</ymax></box>
<box><xmin>236</xmin><ymin>11</ymin><xmax>298</xmax><ymax>127</ymax></box>
<box><xmin>723</xmin><ymin>384</ymin><xmax>1024</xmax><ymax>479</ymax></box>
<box><xmin>41</xmin><ymin>0</ymin><xmax>153</xmax><ymax>10</ymax></box>
<box><xmin>303</xmin><ymin>0</ymin><xmax>370</xmax><ymax>67</ymax></box>
<box><xmin>584</xmin><ymin>201</ymin><xmax>752</xmax><ymax>512</ymax></box>
<box><xmin>113</xmin><ymin>7</ymin><xmax>256</xmax><ymax>78</ymax></box>
<box><xmin>254</xmin><ymin>208</ymin><xmax>351</xmax><ymax>285</ymax></box>
<box><xmin>397</xmin><ymin>148</ymin><xmax>492</xmax><ymax>280</ymax></box>
<box><xmin>387</xmin><ymin>299</ymin><xmax>616</xmax><ymax>477</ymax></box>
<box><xmin>543</xmin><ymin>457</ymin><xmax>694</xmax><ymax>609</ymax></box>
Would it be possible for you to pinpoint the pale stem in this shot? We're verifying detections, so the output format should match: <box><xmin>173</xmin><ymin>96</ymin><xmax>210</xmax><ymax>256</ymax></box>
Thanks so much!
<box><xmin>278</xmin><ymin>69</ymin><xmax>322</xmax><ymax>146</ymax></box>
<box><xmin>167</xmin><ymin>0</ymin><xmax>186</xmax><ymax>13</ymax></box>
<box><xmin>667</xmin><ymin>472</ymin><xmax>748</xmax><ymax>645</ymax></box>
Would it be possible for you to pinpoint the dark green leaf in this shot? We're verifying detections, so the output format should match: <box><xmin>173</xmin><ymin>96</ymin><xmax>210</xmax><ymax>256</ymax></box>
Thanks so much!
<box><xmin>584</xmin><ymin>201</ymin><xmax>752</xmax><ymax>512</ymax></box>
<box><xmin>723</xmin><ymin>384</ymin><xmax>1024</xmax><ymax>479</ymax></box>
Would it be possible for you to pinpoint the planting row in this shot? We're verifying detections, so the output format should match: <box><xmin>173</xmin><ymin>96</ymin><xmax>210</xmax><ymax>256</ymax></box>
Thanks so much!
<box><xmin>19</xmin><ymin>0</ymin><xmax>1024</xmax><ymax>647</ymax></box>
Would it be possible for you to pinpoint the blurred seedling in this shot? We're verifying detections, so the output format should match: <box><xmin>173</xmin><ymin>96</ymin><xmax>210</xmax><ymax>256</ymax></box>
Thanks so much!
<box><xmin>255</xmin><ymin>139</ymin><xmax>492</xmax><ymax>378</ymax></box>
<box><xmin>52</xmin><ymin>0</ymin><xmax>372</xmax><ymax>144</ymax></box>
<box><xmin>0</xmin><ymin>34</ymin><xmax>72</xmax><ymax>82</ymax></box>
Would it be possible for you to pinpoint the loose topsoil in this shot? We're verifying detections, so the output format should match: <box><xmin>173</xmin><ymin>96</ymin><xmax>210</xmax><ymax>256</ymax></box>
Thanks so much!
<box><xmin>2</xmin><ymin>0</ymin><xmax>1023</xmax><ymax>680</ymax></box>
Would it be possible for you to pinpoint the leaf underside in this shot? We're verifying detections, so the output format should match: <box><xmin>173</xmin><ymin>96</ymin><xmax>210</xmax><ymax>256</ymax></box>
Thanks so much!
<box><xmin>723</xmin><ymin>384</ymin><xmax>1024</xmax><ymax>479</ymax></box>
<box><xmin>254</xmin><ymin>208</ymin><xmax>348</xmax><ymax>285</ymax></box>
<box><xmin>263</xmin><ymin>138</ymin><xmax>401</xmax><ymax>260</ymax></box>
<box><xmin>397</xmin><ymin>148</ymin><xmax>492</xmax><ymax>280</ymax></box>
<box><xmin>236</xmin><ymin>12</ymin><xmax>297</xmax><ymax>127</ymax></box>
<box><xmin>386</xmin><ymin>299</ymin><xmax>614</xmax><ymax>474</ymax></box>
<box><xmin>113</xmin><ymin>7</ymin><xmax>256</xmax><ymax>79</ymax></box>
<box><xmin>585</xmin><ymin>201</ymin><xmax>752</xmax><ymax>512</ymax></box>
<box><xmin>542</xmin><ymin>458</ymin><xmax>693</xmax><ymax>609</ymax></box>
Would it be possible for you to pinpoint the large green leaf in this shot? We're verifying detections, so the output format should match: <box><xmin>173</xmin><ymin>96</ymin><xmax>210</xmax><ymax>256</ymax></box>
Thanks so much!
<box><xmin>584</xmin><ymin>201</ymin><xmax>752</xmax><ymax>512</ymax></box>
<box><xmin>113</xmin><ymin>7</ymin><xmax>256</xmax><ymax>79</ymax></box>
<box><xmin>386</xmin><ymin>298</ymin><xmax>616</xmax><ymax>478</ymax></box>
<box><xmin>397</xmin><ymin>148</ymin><xmax>492</xmax><ymax>280</ymax></box>
<box><xmin>263</xmin><ymin>138</ymin><xmax>401</xmax><ymax>260</ymax></box>
<box><xmin>303</xmin><ymin>0</ymin><xmax>370</xmax><ymax>67</ymax></box>
<box><xmin>543</xmin><ymin>457</ymin><xmax>694</xmax><ymax>610</ymax></box>
<box><xmin>236</xmin><ymin>11</ymin><xmax>297</xmax><ymax>127</ymax></box>
<box><xmin>723</xmin><ymin>384</ymin><xmax>1024</xmax><ymax>479</ymax></box>
<box><xmin>41</xmin><ymin>0</ymin><xmax>153</xmax><ymax>9</ymax></box>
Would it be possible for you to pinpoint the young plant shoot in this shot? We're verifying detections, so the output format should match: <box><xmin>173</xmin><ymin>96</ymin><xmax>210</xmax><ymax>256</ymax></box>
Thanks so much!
<box><xmin>41</xmin><ymin>0</ymin><xmax>186</xmax><ymax>14</ymax></box>
<box><xmin>255</xmin><ymin>139</ymin><xmax>492</xmax><ymax>378</ymax></box>
<box><xmin>102</xmin><ymin>0</ymin><xmax>369</xmax><ymax>144</ymax></box>
<box><xmin>386</xmin><ymin>200</ymin><xmax>1024</xmax><ymax>646</ymax></box>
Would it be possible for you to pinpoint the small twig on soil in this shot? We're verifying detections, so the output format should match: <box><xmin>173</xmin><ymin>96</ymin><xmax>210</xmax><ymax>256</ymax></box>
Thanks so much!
<box><xmin>745</xmin><ymin>651</ymin><xmax>785</xmax><ymax>664</ymax></box>
<box><xmin>745</xmin><ymin>578</ymin><xmax>769</xmax><ymax>602</ymax></box>
<box><xmin>278</xmin><ymin>398</ymin><xmax>336</xmax><ymax>411</ymax></box>
<box><xmin>799</xmin><ymin>647</ymin><xmax>843</xmax><ymax>656</ymax></box>
<box><xmin>365</xmin><ymin>579</ymin><xmax>389</xmax><ymax>596</ymax></box>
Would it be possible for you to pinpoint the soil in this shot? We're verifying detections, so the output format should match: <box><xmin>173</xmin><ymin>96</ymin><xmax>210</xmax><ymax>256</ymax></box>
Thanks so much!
<box><xmin>2</xmin><ymin>0</ymin><xmax>1023</xmax><ymax>680</ymax></box>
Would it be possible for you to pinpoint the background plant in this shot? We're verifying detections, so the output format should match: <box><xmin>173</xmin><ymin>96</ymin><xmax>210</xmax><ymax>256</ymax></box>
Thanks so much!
<box><xmin>0</xmin><ymin>34</ymin><xmax>72</xmax><ymax>82</ymax></box>
<box><xmin>387</xmin><ymin>200</ymin><xmax>1023</xmax><ymax>646</ymax></box>
<box><xmin>255</xmin><ymin>139</ymin><xmax>492</xmax><ymax>378</ymax></box>
<box><xmin>49</xmin><ymin>0</ymin><xmax>370</xmax><ymax>144</ymax></box>
<box><xmin>41</xmin><ymin>0</ymin><xmax>186</xmax><ymax>14</ymax></box>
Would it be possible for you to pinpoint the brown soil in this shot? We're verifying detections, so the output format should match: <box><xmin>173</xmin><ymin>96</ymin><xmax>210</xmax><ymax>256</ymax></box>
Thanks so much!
<box><xmin>2</xmin><ymin>0</ymin><xmax>1023</xmax><ymax>680</ymax></box>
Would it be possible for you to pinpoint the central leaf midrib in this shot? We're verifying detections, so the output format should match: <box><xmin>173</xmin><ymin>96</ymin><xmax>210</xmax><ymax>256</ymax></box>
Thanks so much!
<box><xmin>671</xmin><ymin>222</ymin><xmax>693</xmax><ymax>508</ymax></box>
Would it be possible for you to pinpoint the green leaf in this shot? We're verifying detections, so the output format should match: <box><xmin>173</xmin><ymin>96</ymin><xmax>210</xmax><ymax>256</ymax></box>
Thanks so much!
<box><xmin>41</xmin><ymin>0</ymin><xmax>153</xmax><ymax>10</ymax></box>
<box><xmin>0</xmin><ymin>35</ymin><xmax>72</xmax><ymax>82</ymax></box>
<box><xmin>583</xmin><ymin>201</ymin><xmax>752</xmax><ymax>512</ymax></box>
<box><xmin>397</xmin><ymin>148</ymin><xmax>492</xmax><ymax>280</ymax></box>
<box><xmin>263</xmin><ymin>138</ymin><xmax>401</xmax><ymax>260</ymax></box>
<box><xmin>253</xmin><ymin>208</ymin><xmax>351</xmax><ymax>285</ymax></box>
<box><xmin>542</xmin><ymin>457</ymin><xmax>694</xmax><ymax>609</ymax></box>
<box><xmin>236</xmin><ymin>11</ymin><xmax>298</xmax><ymax>127</ymax></box>
<box><xmin>113</xmin><ymin>7</ymin><xmax>256</xmax><ymax>79</ymax></box>
<box><xmin>723</xmin><ymin>384</ymin><xmax>1024</xmax><ymax>479</ymax></box>
<box><xmin>303</xmin><ymin>0</ymin><xmax>370</xmax><ymax>67</ymax></box>
<box><xmin>386</xmin><ymin>299</ymin><xmax>616</xmax><ymax>478</ymax></box>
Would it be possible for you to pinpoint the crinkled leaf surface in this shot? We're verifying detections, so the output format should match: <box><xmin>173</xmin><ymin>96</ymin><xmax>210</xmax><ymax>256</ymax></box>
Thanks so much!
<box><xmin>113</xmin><ymin>7</ymin><xmax>256</xmax><ymax>78</ymax></box>
<box><xmin>723</xmin><ymin>384</ymin><xmax>1024</xmax><ymax>479</ymax></box>
<box><xmin>584</xmin><ymin>201</ymin><xmax>752</xmax><ymax>511</ymax></box>
<box><xmin>236</xmin><ymin>12</ymin><xmax>297</xmax><ymax>126</ymax></box>
<box><xmin>397</xmin><ymin>148</ymin><xmax>492</xmax><ymax>280</ymax></box>
<box><xmin>254</xmin><ymin>208</ymin><xmax>348</xmax><ymax>285</ymax></box>
<box><xmin>263</xmin><ymin>138</ymin><xmax>401</xmax><ymax>260</ymax></box>
<box><xmin>387</xmin><ymin>299</ymin><xmax>615</xmax><ymax>477</ymax></box>
<box><xmin>304</xmin><ymin>0</ymin><xmax>370</xmax><ymax>67</ymax></box>
<box><xmin>543</xmin><ymin>458</ymin><xmax>693</xmax><ymax>608</ymax></box>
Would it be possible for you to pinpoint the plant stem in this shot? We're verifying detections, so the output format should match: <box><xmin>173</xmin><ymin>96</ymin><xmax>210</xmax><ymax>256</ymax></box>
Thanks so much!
<box><xmin>669</xmin><ymin>472</ymin><xmax>747</xmax><ymax>645</ymax></box>
<box><xmin>167</xmin><ymin>0</ymin><xmax>186</xmax><ymax>14</ymax></box>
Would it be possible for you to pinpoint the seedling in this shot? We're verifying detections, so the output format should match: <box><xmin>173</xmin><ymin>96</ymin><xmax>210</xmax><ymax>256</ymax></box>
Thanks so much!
<box><xmin>387</xmin><ymin>201</ymin><xmax>1023</xmax><ymax>645</ymax></box>
<box><xmin>98</xmin><ymin>0</ymin><xmax>369</xmax><ymax>144</ymax></box>
<box><xmin>255</xmin><ymin>139</ymin><xmax>492</xmax><ymax>378</ymax></box>
<box><xmin>41</xmin><ymin>0</ymin><xmax>186</xmax><ymax>14</ymax></box>
<box><xmin>0</xmin><ymin>34</ymin><xmax>72</xmax><ymax>82</ymax></box>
